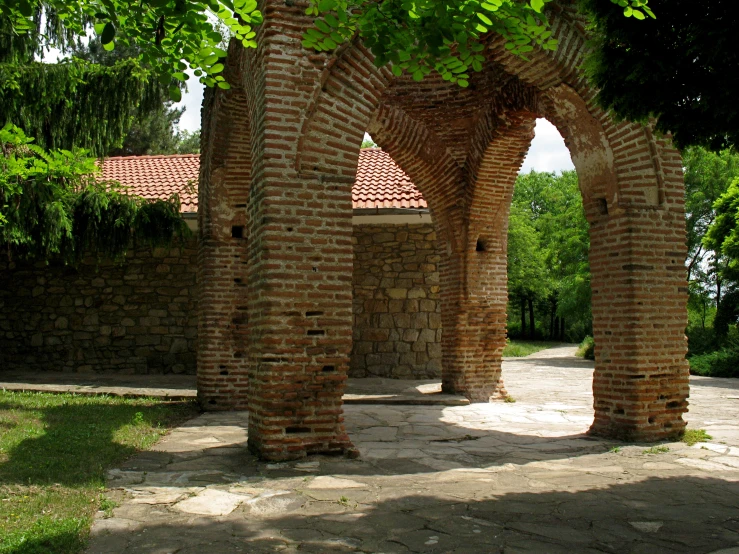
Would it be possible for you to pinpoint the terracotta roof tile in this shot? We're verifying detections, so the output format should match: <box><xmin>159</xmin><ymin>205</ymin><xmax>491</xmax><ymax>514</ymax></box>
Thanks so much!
<box><xmin>100</xmin><ymin>154</ymin><xmax>199</xmax><ymax>213</ymax></box>
<box><xmin>353</xmin><ymin>148</ymin><xmax>427</xmax><ymax>210</ymax></box>
<box><xmin>99</xmin><ymin>149</ymin><xmax>425</xmax><ymax>213</ymax></box>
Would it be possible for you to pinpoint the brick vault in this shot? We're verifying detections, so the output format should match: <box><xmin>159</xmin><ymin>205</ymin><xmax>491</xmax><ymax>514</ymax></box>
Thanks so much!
<box><xmin>196</xmin><ymin>0</ymin><xmax>690</xmax><ymax>460</ymax></box>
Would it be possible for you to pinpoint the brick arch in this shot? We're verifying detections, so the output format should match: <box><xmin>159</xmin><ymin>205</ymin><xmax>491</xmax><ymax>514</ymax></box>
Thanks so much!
<box><xmin>204</xmin><ymin>0</ymin><xmax>689</xmax><ymax>460</ymax></box>
<box><xmin>366</xmin><ymin>103</ymin><xmax>465</xmax><ymax>249</ymax></box>
<box><xmin>296</xmin><ymin>42</ymin><xmax>393</xmax><ymax>180</ymax></box>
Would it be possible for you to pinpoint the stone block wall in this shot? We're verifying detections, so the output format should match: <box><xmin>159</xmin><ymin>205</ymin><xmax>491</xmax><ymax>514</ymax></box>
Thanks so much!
<box><xmin>351</xmin><ymin>223</ymin><xmax>442</xmax><ymax>379</ymax></box>
<box><xmin>0</xmin><ymin>242</ymin><xmax>198</xmax><ymax>374</ymax></box>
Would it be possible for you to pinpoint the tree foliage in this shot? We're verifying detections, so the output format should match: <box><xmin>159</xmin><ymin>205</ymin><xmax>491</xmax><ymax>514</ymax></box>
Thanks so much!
<box><xmin>705</xmin><ymin>180</ymin><xmax>739</xmax><ymax>283</ymax></box>
<box><xmin>0</xmin><ymin>58</ymin><xmax>162</xmax><ymax>157</ymax></box>
<box><xmin>582</xmin><ymin>0</ymin><xmax>738</xmax><ymax>151</ymax></box>
<box><xmin>1</xmin><ymin>0</ymin><xmax>649</xmax><ymax>95</ymax></box>
<box><xmin>682</xmin><ymin>147</ymin><xmax>739</xmax><ymax>364</ymax></box>
<box><xmin>1</xmin><ymin>0</ymin><xmax>259</xmax><ymax>94</ymax></box>
<box><xmin>0</xmin><ymin>124</ymin><xmax>188</xmax><ymax>263</ymax></box>
<box><xmin>507</xmin><ymin>170</ymin><xmax>591</xmax><ymax>341</ymax></box>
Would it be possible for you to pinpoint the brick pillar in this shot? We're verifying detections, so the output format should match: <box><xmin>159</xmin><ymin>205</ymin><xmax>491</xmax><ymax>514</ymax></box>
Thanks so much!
<box><xmin>543</xmin><ymin>85</ymin><xmax>689</xmax><ymax>441</ymax></box>
<box><xmin>241</xmin><ymin>10</ymin><xmax>378</xmax><ymax>460</ymax></box>
<box><xmin>438</xmin><ymin>238</ymin><xmax>510</xmax><ymax>402</ymax></box>
<box><xmin>197</xmin><ymin>45</ymin><xmax>251</xmax><ymax>410</ymax></box>
<box><xmin>588</xmin><ymin>206</ymin><xmax>689</xmax><ymax>440</ymax></box>
<box><xmin>440</xmin><ymin>117</ymin><xmax>535</xmax><ymax>402</ymax></box>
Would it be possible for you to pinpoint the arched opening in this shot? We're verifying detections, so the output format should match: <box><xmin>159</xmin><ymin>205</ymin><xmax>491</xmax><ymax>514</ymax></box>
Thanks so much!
<box><xmin>506</xmin><ymin>118</ymin><xmax>584</xmax><ymax>346</ymax></box>
<box><xmin>195</xmin><ymin>7</ymin><xmax>690</xmax><ymax>460</ymax></box>
<box><xmin>350</xmin><ymin>146</ymin><xmax>442</xmax><ymax>380</ymax></box>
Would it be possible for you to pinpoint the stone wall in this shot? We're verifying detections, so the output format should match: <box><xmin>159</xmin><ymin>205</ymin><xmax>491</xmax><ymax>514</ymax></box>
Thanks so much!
<box><xmin>0</xmin><ymin>226</ymin><xmax>443</xmax><ymax>378</ymax></box>
<box><xmin>0</xmin><ymin>242</ymin><xmax>198</xmax><ymax>374</ymax></box>
<box><xmin>351</xmin><ymin>223</ymin><xmax>442</xmax><ymax>379</ymax></box>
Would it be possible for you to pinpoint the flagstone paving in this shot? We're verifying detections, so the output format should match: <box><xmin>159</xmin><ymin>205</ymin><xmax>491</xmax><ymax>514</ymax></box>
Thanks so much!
<box><xmin>87</xmin><ymin>346</ymin><xmax>739</xmax><ymax>553</ymax></box>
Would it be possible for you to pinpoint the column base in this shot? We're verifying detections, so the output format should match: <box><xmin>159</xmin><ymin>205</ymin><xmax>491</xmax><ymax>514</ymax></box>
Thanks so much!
<box><xmin>589</xmin><ymin>415</ymin><xmax>687</xmax><ymax>442</ymax></box>
<box><xmin>442</xmin><ymin>378</ymin><xmax>507</xmax><ymax>403</ymax></box>
<box><xmin>247</xmin><ymin>433</ymin><xmax>359</xmax><ymax>462</ymax></box>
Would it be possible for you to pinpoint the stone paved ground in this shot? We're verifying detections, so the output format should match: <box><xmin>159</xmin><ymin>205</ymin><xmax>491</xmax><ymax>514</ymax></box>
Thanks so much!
<box><xmin>87</xmin><ymin>346</ymin><xmax>739</xmax><ymax>553</ymax></box>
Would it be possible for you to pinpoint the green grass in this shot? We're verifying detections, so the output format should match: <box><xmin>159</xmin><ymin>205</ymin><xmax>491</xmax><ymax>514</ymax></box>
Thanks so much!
<box><xmin>576</xmin><ymin>336</ymin><xmax>595</xmax><ymax>360</ymax></box>
<box><xmin>0</xmin><ymin>391</ymin><xmax>199</xmax><ymax>554</ymax></box>
<box><xmin>682</xmin><ymin>429</ymin><xmax>712</xmax><ymax>446</ymax></box>
<box><xmin>502</xmin><ymin>340</ymin><xmax>557</xmax><ymax>357</ymax></box>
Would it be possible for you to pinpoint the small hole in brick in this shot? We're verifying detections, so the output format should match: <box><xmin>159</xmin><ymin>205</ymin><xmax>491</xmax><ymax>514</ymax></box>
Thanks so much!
<box><xmin>476</xmin><ymin>239</ymin><xmax>486</xmax><ymax>252</ymax></box>
<box><xmin>307</xmin><ymin>329</ymin><xmax>325</xmax><ymax>336</ymax></box>
<box><xmin>322</xmin><ymin>365</ymin><xmax>335</xmax><ymax>372</ymax></box>
<box><xmin>667</xmin><ymin>401</ymin><xmax>680</xmax><ymax>408</ymax></box>
<box><xmin>286</xmin><ymin>426</ymin><xmax>311</xmax><ymax>434</ymax></box>
<box><xmin>659</xmin><ymin>395</ymin><xmax>666</xmax><ymax>400</ymax></box>
<box><xmin>597</xmin><ymin>198</ymin><xmax>608</xmax><ymax>215</ymax></box>
<box><xmin>287</xmin><ymin>227</ymin><xmax>293</xmax><ymax>232</ymax></box>
<box><xmin>234</xmin><ymin>278</ymin><xmax>242</xmax><ymax>284</ymax></box>
<box><xmin>208</xmin><ymin>400</ymin><xmax>217</xmax><ymax>405</ymax></box>
<box><xmin>220</xmin><ymin>370</ymin><xmax>229</xmax><ymax>376</ymax></box>
<box><xmin>648</xmin><ymin>416</ymin><xmax>655</xmax><ymax>424</ymax></box>
<box><xmin>306</xmin><ymin>311</ymin><xmax>323</xmax><ymax>317</ymax></box>
<box><xmin>312</xmin><ymin>267</ymin><xmax>317</xmax><ymax>272</ymax></box>
<box><xmin>231</xmin><ymin>226</ymin><xmax>244</xmax><ymax>238</ymax></box>
<box><xmin>235</xmin><ymin>203</ymin><xmax>246</xmax><ymax>208</ymax></box>
<box><xmin>614</xmin><ymin>408</ymin><xmax>625</xmax><ymax>415</ymax></box>
<box><xmin>219</xmin><ymin>365</ymin><xmax>226</xmax><ymax>369</ymax></box>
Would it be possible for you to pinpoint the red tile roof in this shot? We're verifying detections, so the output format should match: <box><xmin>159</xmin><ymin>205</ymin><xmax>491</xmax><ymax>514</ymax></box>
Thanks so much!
<box><xmin>353</xmin><ymin>148</ymin><xmax>427</xmax><ymax>210</ymax></box>
<box><xmin>99</xmin><ymin>149</ymin><xmax>426</xmax><ymax>213</ymax></box>
<box><xmin>100</xmin><ymin>154</ymin><xmax>199</xmax><ymax>213</ymax></box>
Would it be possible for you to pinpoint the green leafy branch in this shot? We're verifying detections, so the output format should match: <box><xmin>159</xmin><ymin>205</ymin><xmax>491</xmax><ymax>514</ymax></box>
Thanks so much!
<box><xmin>0</xmin><ymin>123</ymin><xmax>189</xmax><ymax>263</ymax></box>
<box><xmin>301</xmin><ymin>0</ymin><xmax>652</xmax><ymax>86</ymax></box>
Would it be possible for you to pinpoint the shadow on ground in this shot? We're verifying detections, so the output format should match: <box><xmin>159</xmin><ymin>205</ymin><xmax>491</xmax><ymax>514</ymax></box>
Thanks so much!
<box><xmin>88</xmin><ymin>475</ymin><xmax>739</xmax><ymax>553</ymax></box>
<box><xmin>0</xmin><ymin>398</ymin><xmax>197</xmax><ymax>486</ymax></box>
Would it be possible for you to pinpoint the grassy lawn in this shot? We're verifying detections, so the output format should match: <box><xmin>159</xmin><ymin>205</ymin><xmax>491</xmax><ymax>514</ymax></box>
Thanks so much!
<box><xmin>503</xmin><ymin>340</ymin><xmax>558</xmax><ymax>357</ymax></box>
<box><xmin>0</xmin><ymin>391</ymin><xmax>199</xmax><ymax>554</ymax></box>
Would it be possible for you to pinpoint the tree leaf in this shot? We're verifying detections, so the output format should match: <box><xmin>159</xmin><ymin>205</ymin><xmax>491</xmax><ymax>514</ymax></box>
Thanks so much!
<box><xmin>169</xmin><ymin>85</ymin><xmax>182</xmax><ymax>102</ymax></box>
<box><xmin>100</xmin><ymin>22</ymin><xmax>116</xmax><ymax>45</ymax></box>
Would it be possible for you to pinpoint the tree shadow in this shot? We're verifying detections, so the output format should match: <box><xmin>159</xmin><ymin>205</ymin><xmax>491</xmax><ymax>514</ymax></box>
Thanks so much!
<box><xmin>87</xmin><ymin>475</ymin><xmax>739</xmax><ymax>553</ymax></box>
<box><xmin>0</xmin><ymin>399</ymin><xmax>197</xmax><ymax>487</ymax></box>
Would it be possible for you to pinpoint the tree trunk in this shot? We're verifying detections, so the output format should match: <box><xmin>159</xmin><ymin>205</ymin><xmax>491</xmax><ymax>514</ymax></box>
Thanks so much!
<box><xmin>717</xmin><ymin>277</ymin><xmax>722</xmax><ymax>308</ymax></box>
<box><xmin>549</xmin><ymin>306</ymin><xmax>556</xmax><ymax>340</ymax></box>
<box><xmin>560</xmin><ymin>317</ymin><xmax>566</xmax><ymax>341</ymax></box>
<box><xmin>520</xmin><ymin>296</ymin><xmax>527</xmax><ymax>339</ymax></box>
<box><xmin>528</xmin><ymin>296</ymin><xmax>535</xmax><ymax>340</ymax></box>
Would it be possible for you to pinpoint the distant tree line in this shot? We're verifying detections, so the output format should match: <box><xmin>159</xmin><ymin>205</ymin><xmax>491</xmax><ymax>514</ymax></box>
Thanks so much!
<box><xmin>507</xmin><ymin>170</ymin><xmax>591</xmax><ymax>343</ymax></box>
<box><xmin>509</xmin><ymin>148</ymin><xmax>739</xmax><ymax>376</ymax></box>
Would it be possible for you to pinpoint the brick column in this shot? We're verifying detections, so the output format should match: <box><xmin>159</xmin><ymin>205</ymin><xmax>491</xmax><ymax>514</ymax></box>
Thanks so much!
<box><xmin>588</xmin><ymin>206</ymin><xmax>689</xmax><ymax>440</ymax></box>
<box><xmin>197</xmin><ymin>46</ymin><xmax>251</xmax><ymax>410</ymax></box>
<box><xmin>543</xmin><ymin>85</ymin><xmax>689</xmax><ymax>441</ymax></box>
<box><xmin>440</xmin><ymin>116</ymin><xmax>535</xmax><ymax>402</ymax></box>
<box><xmin>241</xmin><ymin>8</ymin><xmax>374</xmax><ymax>460</ymax></box>
<box><xmin>439</xmin><ymin>237</ymin><xmax>510</xmax><ymax>402</ymax></box>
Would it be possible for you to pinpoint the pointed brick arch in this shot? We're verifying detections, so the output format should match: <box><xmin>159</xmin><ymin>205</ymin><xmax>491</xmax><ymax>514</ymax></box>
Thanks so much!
<box><xmin>198</xmin><ymin>0</ymin><xmax>689</xmax><ymax>459</ymax></box>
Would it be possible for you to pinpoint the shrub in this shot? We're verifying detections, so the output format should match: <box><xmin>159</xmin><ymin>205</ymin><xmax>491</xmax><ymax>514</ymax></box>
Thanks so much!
<box><xmin>689</xmin><ymin>347</ymin><xmax>739</xmax><ymax>378</ymax></box>
<box><xmin>577</xmin><ymin>336</ymin><xmax>595</xmax><ymax>360</ymax></box>
<box><xmin>686</xmin><ymin>325</ymin><xmax>719</xmax><ymax>356</ymax></box>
